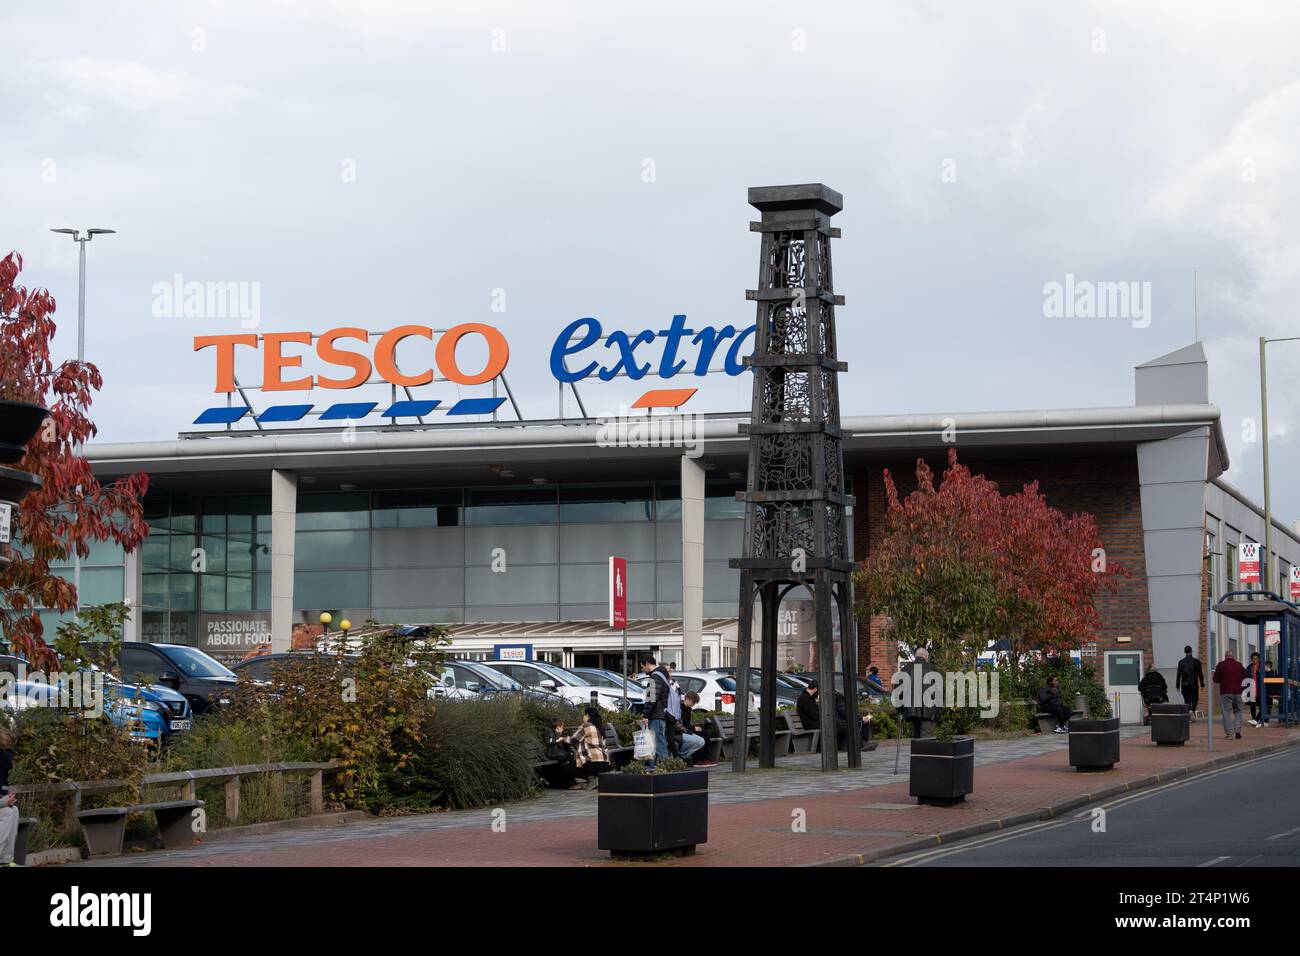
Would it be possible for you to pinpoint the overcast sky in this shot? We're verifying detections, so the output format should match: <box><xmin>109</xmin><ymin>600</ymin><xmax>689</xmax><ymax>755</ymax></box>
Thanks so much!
<box><xmin>5</xmin><ymin>1</ymin><xmax>1300</xmax><ymax>523</ymax></box>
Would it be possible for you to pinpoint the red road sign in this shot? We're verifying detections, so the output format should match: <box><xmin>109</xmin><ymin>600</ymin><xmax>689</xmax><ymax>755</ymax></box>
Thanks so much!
<box><xmin>609</xmin><ymin>556</ymin><xmax>627</xmax><ymax>629</ymax></box>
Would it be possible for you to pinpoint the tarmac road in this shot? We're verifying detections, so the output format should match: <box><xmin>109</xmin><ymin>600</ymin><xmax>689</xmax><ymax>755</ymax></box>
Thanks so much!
<box><xmin>884</xmin><ymin>744</ymin><xmax>1300</xmax><ymax>867</ymax></box>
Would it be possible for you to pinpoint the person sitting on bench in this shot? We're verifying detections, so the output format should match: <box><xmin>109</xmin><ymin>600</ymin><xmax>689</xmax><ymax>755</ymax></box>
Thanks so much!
<box><xmin>0</xmin><ymin>728</ymin><xmax>19</xmax><ymax>867</ymax></box>
<box><xmin>796</xmin><ymin>679</ymin><xmax>869</xmax><ymax>748</ymax></box>
<box><xmin>1038</xmin><ymin>675</ymin><xmax>1073</xmax><ymax>734</ymax></box>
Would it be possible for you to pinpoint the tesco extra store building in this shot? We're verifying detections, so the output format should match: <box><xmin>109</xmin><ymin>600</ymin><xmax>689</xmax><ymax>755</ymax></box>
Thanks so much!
<box><xmin>79</xmin><ymin>322</ymin><xmax>1300</xmax><ymax>716</ymax></box>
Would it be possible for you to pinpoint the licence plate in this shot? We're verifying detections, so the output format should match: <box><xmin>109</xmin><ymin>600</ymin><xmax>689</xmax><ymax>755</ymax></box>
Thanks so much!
<box><xmin>169</xmin><ymin>720</ymin><xmax>192</xmax><ymax>731</ymax></box>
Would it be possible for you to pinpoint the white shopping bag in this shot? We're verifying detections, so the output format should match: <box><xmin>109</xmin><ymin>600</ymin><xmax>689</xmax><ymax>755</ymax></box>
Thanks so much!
<box><xmin>633</xmin><ymin>727</ymin><xmax>655</xmax><ymax>760</ymax></box>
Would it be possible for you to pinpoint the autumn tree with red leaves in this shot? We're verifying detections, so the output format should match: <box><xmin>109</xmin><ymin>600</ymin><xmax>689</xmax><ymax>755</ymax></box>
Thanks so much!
<box><xmin>856</xmin><ymin>449</ymin><xmax>1121</xmax><ymax>671</ymax></box>
<box><xmin>0</xmin><ymin>251</ymin><xmax>149</xmax><ymax>671</ymax></box>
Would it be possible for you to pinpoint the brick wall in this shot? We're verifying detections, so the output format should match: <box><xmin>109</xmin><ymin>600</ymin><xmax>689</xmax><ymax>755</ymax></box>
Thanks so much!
<box><xmin>852</xmin><ymin>452</ymin><xmax>1152</xmax><ymax>678</ymax></box>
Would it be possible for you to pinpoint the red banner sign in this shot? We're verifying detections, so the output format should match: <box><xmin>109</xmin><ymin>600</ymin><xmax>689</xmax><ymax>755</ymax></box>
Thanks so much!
<box><xmin>609</xmin><ymin>556</ymin><xmax>627</xmax><ymax>629</ymax></box>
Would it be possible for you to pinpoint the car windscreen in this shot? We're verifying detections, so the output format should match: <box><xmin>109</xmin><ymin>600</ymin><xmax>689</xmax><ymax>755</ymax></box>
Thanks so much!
<box><xmin>159</xmin><ymin>645</ymin><xmax>237</xmax><ymax>679</ymax></box>
<box><xmin>461</xmin><ymin>662</ymin><xmax>520</xmax><ymax>690</ymax></box>
<box><xmin>532</xmin><ymin>662</ymin><xmax>582</xmax><ymax>686</ymax></box>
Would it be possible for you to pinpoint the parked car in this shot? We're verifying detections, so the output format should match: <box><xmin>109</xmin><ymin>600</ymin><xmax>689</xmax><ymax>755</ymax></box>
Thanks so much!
<box><xmin>440</xmin><ymin>658</ymin><xmax>561</xmax><ymax>705</ymax></box>
<box><xmin>563</xmin><ymin>667</ymin><xmax>646</xmax><ymax>709</ymax></box>
<box><xmin>483</xmin><ymin>659</ymin><xmax>634</xmax><ymax>710</ymax></box>
<box><xmin>120</xmin><ymin>642</ymin><xmax>239</xmax><ymax>715</ymax></box>
<box><xmin>780</xmin><ymin>670</ymin><xmax>878</xmax><ymax>700</ymax></box>
<box><xmin>700</xmin><ymin>667</ymin><xmax>804</xmax><ymax>707</ymax></box>
<box><xmin>0</xmin><ymin>655</ymin><xmax>191</xmax><ymax>742</ymax></box>
<box><xmin>632</xmin><ymin>669</ymin><xmax>760</xmax><ymax>715</ymax></box>
<box><xmin>101</xmin><ymin>671</ymin><xmax>193</xmax><ymax>742</ymax></box>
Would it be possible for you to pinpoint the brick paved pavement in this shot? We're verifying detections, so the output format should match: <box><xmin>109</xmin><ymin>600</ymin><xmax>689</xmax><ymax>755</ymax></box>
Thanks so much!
<box><xmin>75</xmin><ymin>723</ymin><xmax>1297</xmax><ymax>867</ymax></box>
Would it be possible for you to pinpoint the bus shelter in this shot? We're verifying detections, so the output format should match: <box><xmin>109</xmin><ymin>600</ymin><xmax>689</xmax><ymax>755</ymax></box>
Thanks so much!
<box><xmin>1211</xmin><ymin>590</ymin><xmax>1300</xmax><ymax>726</ymax></box>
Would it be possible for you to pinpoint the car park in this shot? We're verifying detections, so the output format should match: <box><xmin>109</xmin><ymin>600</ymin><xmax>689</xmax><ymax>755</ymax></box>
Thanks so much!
<box><xmin>699</xmin><ymin>667</ymin><xmax>804</xmax><ymax>707</ymax></box>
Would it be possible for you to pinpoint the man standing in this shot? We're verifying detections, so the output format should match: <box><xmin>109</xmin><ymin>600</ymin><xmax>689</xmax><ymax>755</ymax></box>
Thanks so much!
<box><xmin>1176</xmin><ymin>644</ymin><xmax>1204</xmax><ymax>717</ymax></box>
<box><xmin>1212</xmin><ymin>649</ymin><xmax>1248</xmax><ymax>740</ymax></box>
<box><xmin>639</xmin><ymin>655</ymin><xmax>672</xmax><ymax>767</ymax></box>
<box><xmin>0</xmin><ymin>728</ymin><xmax>19</xmax><ymax>867</ymax></box>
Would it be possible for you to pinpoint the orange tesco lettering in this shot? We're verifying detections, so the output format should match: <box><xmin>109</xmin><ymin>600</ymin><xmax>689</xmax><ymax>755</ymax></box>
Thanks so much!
<box><xmin>193</xmin><ymin>324</ymin><xmax>511</xmax><ymax>393</ymax></box>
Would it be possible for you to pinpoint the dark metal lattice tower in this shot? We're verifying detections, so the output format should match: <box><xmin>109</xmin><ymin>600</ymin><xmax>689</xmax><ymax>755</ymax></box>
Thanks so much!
<box><xmin>730</xmin><ymin>184</ymin><xmax>858</xmax><ymax>772</ymax></box>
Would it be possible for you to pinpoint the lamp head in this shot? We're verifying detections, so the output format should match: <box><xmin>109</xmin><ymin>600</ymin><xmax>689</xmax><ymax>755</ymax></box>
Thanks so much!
<box><xmin>340</xmin><ymin>619</ymin><xmax>352</xmax><ymax>632</ymax></box>
<box><xmin>319</xmin><ymin>611</ymin><xmax>332</xmax><ymax>626</ymax></box>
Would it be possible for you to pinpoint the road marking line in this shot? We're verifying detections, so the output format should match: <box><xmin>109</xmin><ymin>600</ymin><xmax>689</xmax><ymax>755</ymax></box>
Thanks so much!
<box><xmin>888</xmin><ymin>747</ymin><xmax>1295</xmax><ymax>867</ymax></box>
<box><xmin>1266</xmin><ymin>824</ymin><xmax>1300</xmax><ymax>841</ymax></box>
<box><xmin>1197</xmin><ymin>855</ymin><xmax>1230</xmax><ymax>867</ymax></box>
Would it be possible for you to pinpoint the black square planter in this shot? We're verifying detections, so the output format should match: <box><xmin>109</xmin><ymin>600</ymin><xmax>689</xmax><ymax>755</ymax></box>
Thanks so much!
<box><xmin>597</xmin><ymin>769</ymin><xmax>708</xmax><ymax>856</ymax></box>
<box><xmin>1069</xmin><ymin>717</ymin><xmax>1121</xmax><ymax>771</ymax></box>
<box><xmin>1149</xmin><ymin>703</ymin><xmax>1190</xmax><ymax>745</ymax></box>
<box><xmin>909</xmin><ymin>736</ymin><xmax>974</xmax><ymax>806</ymax></box>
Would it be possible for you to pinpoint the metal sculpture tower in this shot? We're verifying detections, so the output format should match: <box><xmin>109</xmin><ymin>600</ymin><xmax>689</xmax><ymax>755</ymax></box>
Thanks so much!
<box><xmin>731</xmin><ymin>183</ymin><xmax>858</xmax><ymax>772</ymax></box>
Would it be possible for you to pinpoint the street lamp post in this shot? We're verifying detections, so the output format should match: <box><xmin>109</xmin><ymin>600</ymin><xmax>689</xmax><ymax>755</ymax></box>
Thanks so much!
<box><xmin>49</xmin><ymin>227</ymin><xmax>116</xmax><ymax>612</ymax></box>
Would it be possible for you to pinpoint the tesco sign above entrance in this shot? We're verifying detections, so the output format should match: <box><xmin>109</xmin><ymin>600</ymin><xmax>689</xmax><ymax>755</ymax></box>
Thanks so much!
<box><xmin>194</xmin><ymin>315</ymin><xmax>755</xmax><ymax>393</ymax></box>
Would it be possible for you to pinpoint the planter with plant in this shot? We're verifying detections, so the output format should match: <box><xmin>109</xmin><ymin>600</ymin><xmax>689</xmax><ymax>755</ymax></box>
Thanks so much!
<box><xmin>908</xmin><ymin>708</ymin><xmax>976</xmax><ymax>805</ymax></box>
<box><xmin>1068</xmin><ymin>716</ymin><xmax>1121</xmax><ymax>771</ymax></box>
<box><xmin>597</xmin><ymin>757</ymin><xmax>707</xmax><ymax>857</ymax></box>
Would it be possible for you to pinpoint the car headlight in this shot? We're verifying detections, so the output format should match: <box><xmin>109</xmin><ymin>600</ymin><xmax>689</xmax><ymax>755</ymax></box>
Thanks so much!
<box><xmin>139</xmin><ymin>700</ymin><xmax>166</xmax><ymax>713</ymax></box>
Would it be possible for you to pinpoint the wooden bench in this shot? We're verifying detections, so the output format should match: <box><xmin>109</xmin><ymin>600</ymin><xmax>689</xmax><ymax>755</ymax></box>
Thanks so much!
<box><xmin>779</xmin><ymin>712</ymin><xmax>821</xmax><ymax>753</ymax></box>
<box><xmin>15</xmin><ymin>816</ymin><xmax>36</xmax><ymax>866</ymax></box>
<box><xmin>75</xmin><ymin>799</ymin><xmax>205</xmax><ymax>858</ymax></box>
<box><xmin>714</xmin><ymin>715</ymin><xmax>791</xmax><ymax>760</ymax></box>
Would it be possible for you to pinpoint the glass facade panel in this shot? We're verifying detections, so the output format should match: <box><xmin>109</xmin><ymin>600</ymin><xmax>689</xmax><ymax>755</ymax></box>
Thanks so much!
<box><xmin>559</xmin><ymin>485</ymin><xmax>653</xmax><ymax>523</ymax></box>
<box><xmin>295</xmin><ymin>530</ymin><xmax>371</xmax><ymax>570</ymax></box>
<box><xmin>294</xmin><ymin>570</ymin><xmax>369</xmax><ymax>608</ymax></box>
<box><xmin>297</xmin><ymin>492</ymin><xmax>370</xmax><ymax>530</ymax></box>
<box><xmin>372</xmin><ymin>490</ymin><xmax>461</xmax><ymax>528</ymax></box>
<box><xmin>465</xmin><ymin>487</ymin><xmax>557</xmax><ymax>525</ymax></box>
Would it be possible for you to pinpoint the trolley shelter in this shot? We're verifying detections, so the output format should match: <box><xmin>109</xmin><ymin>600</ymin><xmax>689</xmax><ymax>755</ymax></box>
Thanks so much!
<box><xmin>1211</xmin><ymin>590</ymin><xmax>1300</xmax><ymax>725</ymax></box>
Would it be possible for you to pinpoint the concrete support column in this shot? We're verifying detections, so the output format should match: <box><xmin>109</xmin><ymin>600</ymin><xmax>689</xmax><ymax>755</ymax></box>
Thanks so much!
<box><xmin>681</xmin><ymin>454</ymin><xmax>705</xmax><ymax>670</ymax></box>
<box><xmin>270</xmin><ymin>469</ymin><xmax>297</xmax><ymax>653</ymax></box>
<box><xmin>122</xmin><ymin>544</ymin><xmax>141</xmax><ymax>643</ymax></box>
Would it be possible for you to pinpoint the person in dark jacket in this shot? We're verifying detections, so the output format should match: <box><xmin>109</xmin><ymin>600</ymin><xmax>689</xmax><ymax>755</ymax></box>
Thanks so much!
<box><xmin>1212</xmin><ymin>650</ymin><xmax>1247</xmax><ymax>739</ymax></box>
<box><xmin>0</xmin><ymin>728</ymin><xmax>18</xmax><ymax>866</ymax></box>
<box><xmin>1175</xmin><ymin>645</ymin><xmax>1205</xmax><ymax>716</ymax></box>
<box><xmin>1038</xmin><ymin>675</ymin><xmax>1073</xmax><ymax>733</ymax></box>
<box><xmin>795</xmin><ymin>680</ymin><xmax>868</xmax><ymax>749</ymax></box>
<box><xmin>545</xmin><ymin>719</ymin><xmax>581</xmax><ymax>790</ymax></box>
<box><xmin>639</xmin><ymin>655</ymin><xmax>672</xmax><ymax>767</ymax></box>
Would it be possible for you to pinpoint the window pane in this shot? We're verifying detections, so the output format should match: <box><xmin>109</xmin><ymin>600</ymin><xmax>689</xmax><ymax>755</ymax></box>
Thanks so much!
<box><xmin>170</xmin><ymin>573</ymin><xmax>196</xmax><ymax>610</ymax></box>
<box><xmin>201</xmin><ymin>574</ymin><xmax>226</xmax><ymax>611</ymax></box>
<box><xmin>559</xmin><ymin>485</ymin><xmax>653</xmax><ymax>523</ymax></box>
<box><xmin>294</xmin><ymin>570</ymin><xmax>369</xmax><ymax>608</ymax></box>
<box><xmin>465</xmin><ymin>487</ymin><xmax>557</xmax><ymax>526</ymax></box>
<box><xmin>705</xmin><ymin>481</ymin><xmax>745</xmax><ymax>520</ymax></box>
<box><xmin>226</xmin><ymin>574</ymin><xmax>254</xmax><ymax>611</ymax></box>
<box><xmin>295</xmin><ymin>530</ymin><xmax>370</xmax><ymax>570</ymax></box>
<box><xmin>297</xmin><ymin>492</ymin><xmax>370</xmax><ymax>530</ymax></box>
<box><xmin>372</xmin><ymin>491</ymin><xmax>462</xmax><ymax>528</ymax></box>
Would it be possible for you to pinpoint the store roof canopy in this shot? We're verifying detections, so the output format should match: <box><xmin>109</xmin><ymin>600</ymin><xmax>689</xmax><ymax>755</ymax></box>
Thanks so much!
<box><xmin>444</xmin><ymin>618</ymin><xmax>738</xmax><ymax>640</ymax></box>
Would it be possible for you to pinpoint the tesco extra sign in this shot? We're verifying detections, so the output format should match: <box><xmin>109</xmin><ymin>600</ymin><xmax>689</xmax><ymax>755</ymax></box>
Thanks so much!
<box><xmin>194</xmin><ymin>315</ymin><xmax>754</xmax><ymax>393</ymax></box>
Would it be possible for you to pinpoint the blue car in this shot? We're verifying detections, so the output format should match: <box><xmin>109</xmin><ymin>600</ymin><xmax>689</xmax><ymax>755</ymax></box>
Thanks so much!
<box><xmin>102</xmin><ymin>672</ymin><xmax>193</xmax><ymax>743</ymax></box>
